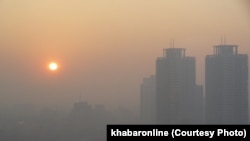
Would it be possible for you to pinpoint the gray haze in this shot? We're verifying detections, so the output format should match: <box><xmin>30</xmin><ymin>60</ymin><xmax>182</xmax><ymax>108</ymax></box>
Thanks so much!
<box><xmin>0</xmin><ymin>0</ymin><xmax>249</xmax><ymax>140</ymax></box>
<box><xmin>0</xmin><ymin>0</ymin><xmax>249</xmax><ymax>112</ymax></box>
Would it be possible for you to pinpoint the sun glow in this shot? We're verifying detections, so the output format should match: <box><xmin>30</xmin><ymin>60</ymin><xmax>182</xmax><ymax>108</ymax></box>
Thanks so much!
<box><xmin>48</xmin><ymin>62</ymin><xmax>58</xmax><ymax>71</ymax></box>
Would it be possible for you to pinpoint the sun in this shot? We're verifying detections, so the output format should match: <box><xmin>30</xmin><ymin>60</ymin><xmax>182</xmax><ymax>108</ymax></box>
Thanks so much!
<box><xmin>48</xmin><ymin>62</ymin><xmax>58</xmax><ymax>71</ymax></box>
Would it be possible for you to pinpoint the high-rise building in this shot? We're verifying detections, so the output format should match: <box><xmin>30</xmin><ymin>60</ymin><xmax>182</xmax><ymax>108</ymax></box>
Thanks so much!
<box><xmin>140</xmin><ymin>75</ymin><xmax>156</xmax><ymax>124</ymax></box>
<box><xmin>205</xmin><ymin>44</ymin><xmax>248</xmax><ymax>124</ymax></box>
<box><xmin>156</xmin><ymin>48</ymin><xmax>202</xmax><ymax>124</ymax></box>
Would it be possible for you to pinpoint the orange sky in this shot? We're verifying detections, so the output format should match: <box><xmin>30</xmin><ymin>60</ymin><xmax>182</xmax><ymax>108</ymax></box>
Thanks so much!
<box><xmin>0</xmin><ymin>0</ymin><xmax>249</xmax><ymax>111</ymax></box>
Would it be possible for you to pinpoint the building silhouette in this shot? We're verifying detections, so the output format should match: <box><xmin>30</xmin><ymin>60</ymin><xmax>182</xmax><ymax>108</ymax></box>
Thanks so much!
<box><xmin>194</xmin><ymin>85</ymin><xmax>204</xmax><ymax>124</ymax></box>
<box><xmin>140</xmin><ymin>75</ymin><xmax>156</xmax><ymax>124</ymax></box>
<box><xmin>205</xmin><ymin>44</ymin><xmax>248</xmax><ymax>124</ymax></box>
<box><xmin>156</xmin><ymin>48</ymin><xmax>203</xmax><ymax>124</ymax></box>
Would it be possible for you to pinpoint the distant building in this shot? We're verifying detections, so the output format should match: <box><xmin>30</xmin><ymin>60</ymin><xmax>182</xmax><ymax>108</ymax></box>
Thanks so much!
<box><xmin>156</xmin><ymin>48</ymin><xmax>202</xmax><ymax>124</ymax></box>
<box><xmin>194</xmin><ymin>85</ymin><xmax>204</xmax><ymax>124</ymax></box>
<box><xmin>69</xmin><ymin>101</ymin><xmax>93</xmax><ymax>124</ymax></box>
<box><xmin>205</xmin><ymin>44</ymin><xmax>248</xmax><ymax>124</ymax></box>
<box><xmin>140</xmin><ymin>75</ymin><xmax>156</xmax><ymax>124</ymax></box>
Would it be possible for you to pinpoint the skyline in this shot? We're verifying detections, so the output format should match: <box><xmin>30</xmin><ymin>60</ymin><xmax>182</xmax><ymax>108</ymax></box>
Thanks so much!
<box><xmin>0</xmin><ymin>0</ymin><xmax>249</xmax><ymax>112</ymax></box>
<box><xmin>141</xmin><ymin>44</ymin><xmax>248</xmax><ymax>125</ymax></box>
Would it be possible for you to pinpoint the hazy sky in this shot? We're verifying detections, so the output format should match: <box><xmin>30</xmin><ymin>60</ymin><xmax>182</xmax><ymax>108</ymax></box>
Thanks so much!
<box><xmin>0</xmin><ymin>0</ymin><xmax>249</xmax><ymax>111</ymax></box>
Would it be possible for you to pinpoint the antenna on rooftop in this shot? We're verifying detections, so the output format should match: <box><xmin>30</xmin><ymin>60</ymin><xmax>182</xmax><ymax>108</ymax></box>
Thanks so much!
<box><xmin>224</xmin><ymin>35</ymin><xmax>227</xmax><ymax>45</ymax></box>
<box><xmin>221</xmin><ymin>35</ymin><xmax>223</xmax><ymax>45</ymax></box>
<box><xmin>169</xmin><ymin>39</ymin><xmax>175</xmax><ymax>48</ymax></box>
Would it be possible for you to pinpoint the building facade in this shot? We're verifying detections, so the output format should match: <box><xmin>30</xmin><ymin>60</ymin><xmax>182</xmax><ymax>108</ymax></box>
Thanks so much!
<box><xmin>140</xmin><ymin>75</ymin><xmax>156</xmax><ymax>124</ymax></box>
<box><xmin>205</xmin><ymin>44</ymin><xmax>248</xmax><ymax>124</ymax></box>
<box><xmin>156</xmin><ymin>48</ymin><xmax>202</xmax><ymax>124</ymax></box>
